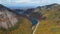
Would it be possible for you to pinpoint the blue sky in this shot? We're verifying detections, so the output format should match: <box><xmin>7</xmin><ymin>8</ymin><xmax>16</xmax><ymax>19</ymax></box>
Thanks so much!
<box><xmin>0</xmin><ymin>0</ymin><xmax>60</xmax><ymax>8</ymax></box>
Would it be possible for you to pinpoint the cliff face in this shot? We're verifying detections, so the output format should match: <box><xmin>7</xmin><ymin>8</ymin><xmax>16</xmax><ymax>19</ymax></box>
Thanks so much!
<box><xmin>0</xmin><ymin>4</ymin><xmax>18</xmax><ymax>30</ymax></box>
<box><xmin>0</xmin><ymin>4</ymin><xmax>32</xmax><ymax>34</ymax></box>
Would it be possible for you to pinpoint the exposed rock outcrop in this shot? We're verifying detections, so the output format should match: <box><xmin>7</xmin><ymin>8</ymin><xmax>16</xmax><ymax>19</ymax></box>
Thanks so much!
<box><xmin>0</xmin><ymin>4</ymin><xmax>18</xmax><ymax>30</ymax></box>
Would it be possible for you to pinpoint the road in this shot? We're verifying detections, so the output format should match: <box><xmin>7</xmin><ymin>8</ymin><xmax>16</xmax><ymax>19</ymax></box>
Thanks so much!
<box><xmin>32</xmin><ymin>21</ymin><xmax>40</xmax><ymax>34</ymax></box>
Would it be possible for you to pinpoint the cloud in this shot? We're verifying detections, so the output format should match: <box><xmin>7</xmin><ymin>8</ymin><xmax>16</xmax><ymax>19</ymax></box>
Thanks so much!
<box><xmin>0</xmin><ymin>0</ymin><xmax>60</xmax><ymax>6</ymax></box>
<box><xmin>0</xmin><ymin>0</ymin><xmax>41</xmax><ymax>4</ymax></box>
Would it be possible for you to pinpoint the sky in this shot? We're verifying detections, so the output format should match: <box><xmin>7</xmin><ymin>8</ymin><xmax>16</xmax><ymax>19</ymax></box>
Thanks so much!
<box><xmin>0</xmin><ymin>0</ymin><xmax>60</xmax><ymax>8</ymax></box>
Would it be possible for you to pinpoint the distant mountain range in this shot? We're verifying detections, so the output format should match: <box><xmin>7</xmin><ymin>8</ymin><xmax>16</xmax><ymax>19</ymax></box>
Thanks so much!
<box><xmin>18</xmin><ymin>3</ymin><xmax>60</xmax><ymax>20</ymax></box>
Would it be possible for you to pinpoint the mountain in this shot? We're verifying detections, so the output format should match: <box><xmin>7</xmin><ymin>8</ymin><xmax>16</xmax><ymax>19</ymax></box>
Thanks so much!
<box><xmin>0</xmin><ymin>4</ymin><xmax>18</xmax><ymax>29</ymax></box>
<box><xmin>0</xmin><ymin>4</ymin><xmax>32</xmax><ymax>34</ymax></box>
<box><xmin>32</xmin><ymin>3</ymin><xmax>60</xmax><ymax>34</ymax></box>
<box><xmin>25</xmin><ymin>3</ymin><xmax>60</xmax><ymax>20</ymax></box>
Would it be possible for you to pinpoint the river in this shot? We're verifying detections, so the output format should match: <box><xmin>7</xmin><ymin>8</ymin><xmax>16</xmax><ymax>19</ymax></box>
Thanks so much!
<box><xmin>14</xmin><ymin>10</ymin><xmax>38</xmax><ymax>26</ymax></box>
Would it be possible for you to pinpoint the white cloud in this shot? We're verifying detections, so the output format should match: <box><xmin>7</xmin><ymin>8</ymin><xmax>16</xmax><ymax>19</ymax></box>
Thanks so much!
<box><xmin>0</xmin><ymin>0</ymin><xmax>60</xmax><ymax>6</ymax></box>
<box><xmin>0</xmin><ymin>0</ymin><xmax>41</xmax><ymax>4</ymax></box>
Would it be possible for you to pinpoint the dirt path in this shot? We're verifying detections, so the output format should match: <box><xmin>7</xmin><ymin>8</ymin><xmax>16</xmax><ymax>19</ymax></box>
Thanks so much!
<box><xmin>32</xmin><ymin>21</ymin><xmax>40</xmax><ymax>34</ymax></box>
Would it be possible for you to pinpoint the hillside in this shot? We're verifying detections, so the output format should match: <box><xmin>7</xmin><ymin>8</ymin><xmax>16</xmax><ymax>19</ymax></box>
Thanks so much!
<box><xmin>33</xmin><ymin>3</ymin><xmax>60</xmax><ymax>34</ymax></box>
<box><xmin>0</xmin><ymin>4</ymin><xmax>32</xmax><ymax>34</ymax></box>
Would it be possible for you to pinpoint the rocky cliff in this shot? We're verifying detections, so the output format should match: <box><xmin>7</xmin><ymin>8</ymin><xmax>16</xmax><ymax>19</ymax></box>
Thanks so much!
<box><xmin>0</xmin><ymin>4</ymin><xmax>18</xmax><ymax>30</ymax></box>
<box><xmin>0</xmin><ymin>4</ymin><xmax>32</xmax><ymax>34</ymax></box>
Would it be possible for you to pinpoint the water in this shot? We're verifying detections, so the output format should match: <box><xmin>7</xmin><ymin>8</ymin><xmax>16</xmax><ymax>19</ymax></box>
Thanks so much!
<box><xmin>27</xmin><ymin>15</ymin><xmax>38</xmax><ymax>26</ymax></box>
<box><xmin>14</xmin><ymin>11</ymin><xmax>38</xmax><ymax>26</ymax></box>
<box><xmin>31</xmin><ymin>18</ymin><xmax>38</xmax><ymax>26</ymax></box>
